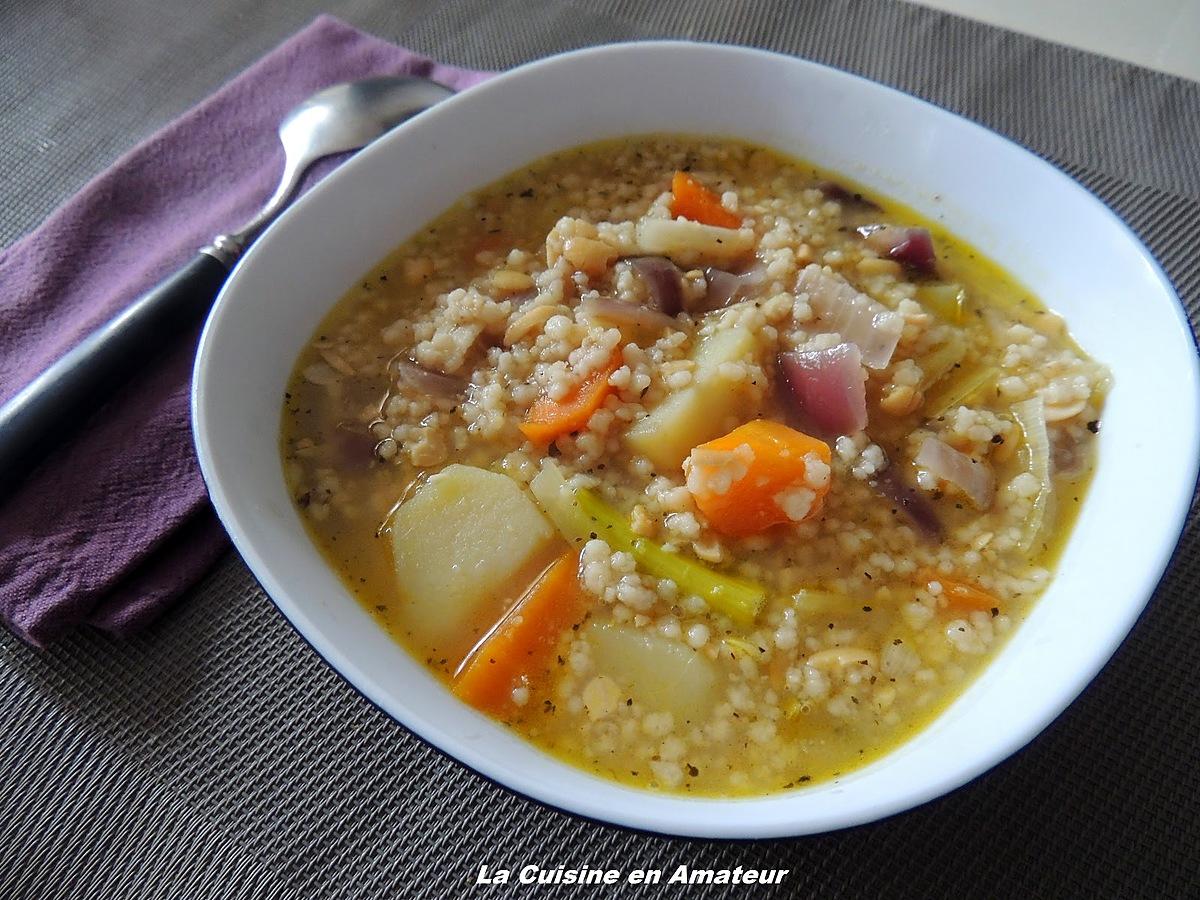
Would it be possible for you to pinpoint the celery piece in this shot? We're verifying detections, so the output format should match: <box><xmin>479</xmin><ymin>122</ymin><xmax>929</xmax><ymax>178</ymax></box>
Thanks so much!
<box><xmin>574</xmin><ymin>488</ymin><xmax>766</xmax><ymax>625</ymax></box>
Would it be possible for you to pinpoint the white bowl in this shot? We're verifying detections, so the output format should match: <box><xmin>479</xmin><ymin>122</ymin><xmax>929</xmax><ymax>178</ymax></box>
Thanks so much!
<box><xmin>193</xmin><ymin>41</ymin><xmax>1200</xmax><ymax>837</ymax></box>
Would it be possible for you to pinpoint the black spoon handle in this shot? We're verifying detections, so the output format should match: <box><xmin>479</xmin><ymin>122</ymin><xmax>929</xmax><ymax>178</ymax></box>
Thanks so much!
<box><xmin>0</xmin><ymin>251</ymin><xmax>230</xmax><ymax>498</ymax></box>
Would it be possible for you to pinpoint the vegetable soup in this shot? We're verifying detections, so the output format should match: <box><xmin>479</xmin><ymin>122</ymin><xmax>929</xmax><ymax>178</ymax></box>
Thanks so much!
<box><xmin>281</xmin><ymin>136</ymin><xmax>1108</xmax><ymax>795</ymax></box>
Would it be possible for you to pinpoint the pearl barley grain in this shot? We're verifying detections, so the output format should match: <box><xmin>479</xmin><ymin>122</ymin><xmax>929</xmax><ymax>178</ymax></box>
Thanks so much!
<box><xmin>284</xmin><ymin>133</ymin><xmax>1106</xmax><ymax>800</ymax></box>
<box><xmin>686</xmin><ymin>623</ymin><xmax>711</xmax><ymax>649</ymax></box>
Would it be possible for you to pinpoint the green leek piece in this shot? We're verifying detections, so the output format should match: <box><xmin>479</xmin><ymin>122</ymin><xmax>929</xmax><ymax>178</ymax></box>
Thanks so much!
<box><xmin>529</xmin><ymin>461</ymin><xmax>595</xmax><ymax>545</ymax></box>
<box><xmin>721</xmin><ymin>635</ymin><xmax>766</xmax><ymax>661</ymax></box>
<box><xmin>792</xmin><ymin>588</ymin><xmax>862</xmax><ymax>616</ymax></box>
<box><xmin>916</xmin><ymin>283</ymin><xmax>967</xmax><ymax>323</ymax></box>
<box><xmin>925</xmin><ymin>365</ymin><xmax>998</xmax><ymax>417</ymax></box>
<box><xmin>530</xmin><ymin>461</ymin><xmax>767</xmax><ymax>623</ymax></box>
<box><xmin>574</xmin><ymin>488</ymin><xmax>767</xmax><ymax>625</ymax></box>
<box><xmin>919</xmin><ymin>334</ymin><xmax>968</xmax><ymax>391</ymax></box>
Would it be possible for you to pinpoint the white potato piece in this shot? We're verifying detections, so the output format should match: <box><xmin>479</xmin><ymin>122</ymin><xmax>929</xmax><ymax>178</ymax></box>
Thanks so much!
<box><xmin>635</xmin><ymin>217</ymin><xmax>755</xmax><ymax>268</ymax></box>
<box><xmin>585</xmin><ymin>623</ymin><xmax>719</xmax><ymax>723</ymax></box>
<box><xmin>391</xmin><ymin>464</ymin><xmax>555</xmax><ymax>650</ymax></box>
<box><xmin>626</xmin><ymin>326</ymin><xmax>757</xmax><ymax>472</ymax></box>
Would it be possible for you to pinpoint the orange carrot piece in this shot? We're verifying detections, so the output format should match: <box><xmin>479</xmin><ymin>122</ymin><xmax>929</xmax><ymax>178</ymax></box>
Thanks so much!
<box><xmin>453</xmin><ymin>551</ymin><xmax>586</xmax><ymax>716</ymax></box>
<box><xmin>917</xmin><ymin>569</ymin><xmax>1001</xmax><ymax>612</ymax></box>
<box><xmin>670</xmin><ymin>171</ymin><xmax>743</xmax><ymax>229</ymax></box>
<box><xmin>519</xmin><ymin>351</ymin><xmax>622</xmax><ymax>444</ymax></box>
<box><xmin>684</xmin><ymin>420</ymin><xmax>832</xmax><ymax>537</ymax></box>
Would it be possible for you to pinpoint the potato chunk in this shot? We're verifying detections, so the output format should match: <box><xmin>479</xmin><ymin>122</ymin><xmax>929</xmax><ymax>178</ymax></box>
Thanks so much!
<box><xmin>391</xmin><ymin>465</ymin><xmax>556</xmax><ymax>650</ymax></box>
<box><xmin>625</xmin><ymin>326</ymin><xmax>758</xmax><ymax>472</ymax></box>
<box><xmin>635</xmin><ymin>217</ymin><xmax>755</xmax><ymax>268</ymax></box>
<box><xmin>585</xmin><ymin>623</ymin><xmax>718</xmax><ymax>723</ymax></box>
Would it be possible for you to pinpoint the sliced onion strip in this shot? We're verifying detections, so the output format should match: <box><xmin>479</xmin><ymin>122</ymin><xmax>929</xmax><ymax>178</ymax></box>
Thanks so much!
<box><xmin>627</xmin><ymin>256</ymin><xmax>684</xmax><ymax>315</ymax></box>
<box><xmin>698</xmin><ymin>262</ymin><xmax>767</xmax><ymax>311</ymax></box>
<box><xmin>796</xmin><ymin>264</ymin><xmax>904</xmax><ymax>369</ymax></box>
<box><xmin>915</xmin><ymin>436</ymin><xmax>995</xmax><ymax>510</ymax></box>
<box><xmin>393</xmin><ymin>359</ymin><xmax>468</xmax><ymax>397</ymax></box>
<box><xmin>869</xmin><ymin>465</ymin><xmax>943</xmax><ymax>541</ymax></box>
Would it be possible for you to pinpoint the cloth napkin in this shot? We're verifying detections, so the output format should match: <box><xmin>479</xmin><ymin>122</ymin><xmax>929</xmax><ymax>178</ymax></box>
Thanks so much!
<box><xmin>0</xmin><ymin>16</ymin><xmax>491</xmax><ymax>647</ymax></box>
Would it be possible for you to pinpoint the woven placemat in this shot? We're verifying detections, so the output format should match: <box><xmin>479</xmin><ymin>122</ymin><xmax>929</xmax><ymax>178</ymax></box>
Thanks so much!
<box><xmin>2</xmin><ymin>1</ymin><xmax>1198</xmax><ymax>897</ymax></box>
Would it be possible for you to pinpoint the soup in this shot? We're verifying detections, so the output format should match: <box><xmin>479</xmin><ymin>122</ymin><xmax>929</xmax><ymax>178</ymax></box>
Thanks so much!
<box><xmin>281</xmin><ymin>136</ymin><xmax>1107</xmax><ymax>795</ymax></box>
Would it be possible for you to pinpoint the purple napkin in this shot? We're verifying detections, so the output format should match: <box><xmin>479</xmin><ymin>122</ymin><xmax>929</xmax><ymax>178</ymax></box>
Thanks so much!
<box><xmin>0</xmin><ymin>16</ymin><xmax>491</xmax><ymax>647</ymax></box>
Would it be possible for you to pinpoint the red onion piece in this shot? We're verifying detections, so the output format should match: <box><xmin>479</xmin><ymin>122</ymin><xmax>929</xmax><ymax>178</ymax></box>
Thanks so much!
<box><xmin>627</xmin><ymin>256</ymin><xmax>684</xmax><ymax>315</ymax></box>
<box><xmin>914</xmin><ymin>436</ymin><xmax>995</xmax><ymax>510</ymax></box>
<box><xmin>869</xmin><ymin>465</ymin><xmax>943</xmax><ymax>541</ymax></box>
<box><xmin>856</xmin><ymin>225</ymin><xmax>937</xmax><ymax>276</ymax></box>
<box><xmin>1051</xmin><ymin>430</ymin><xmax>1089</xmax><ymax>477</ymax></box>
<box><xmin>797</xmin><ymin>264</ymin><xmax>904</xmax><ymax>369</ymax></box>
<box><xmin>858</xmin><ymin>225</ymin><xmax>907</xmax><ymax>256</ymax></box>
<box><xmin>702</xmin><ymin>268</ymin><xmax>742</xmax><ymax>308</ymax></box>
<box><xmin>779</xmin><ymin>343</ymin><xmax>868</xmax><ymax>436</ymax></box>
<box><xmin>578</xmin><ymin>296</ymin><xmax>681</xmax><ymax>332</ymax></box>
<box><xmin>393</xmin><ymin>359</ymin><xmax>468</xmax><ymax>397</ymax></box>
<box><xmin>332</xmin><ymin>423</ymin><xmax>379</xmax><ymax>470</ymax></box>
<box><xmin>698</xmin><ymin>262</ymin><xmax>767</xmax><ymax>311</ymax></box>
<box><xmin>819</xmin><ymin>181</ymin><xmax>881</xmax><ymax>211</ymax></box>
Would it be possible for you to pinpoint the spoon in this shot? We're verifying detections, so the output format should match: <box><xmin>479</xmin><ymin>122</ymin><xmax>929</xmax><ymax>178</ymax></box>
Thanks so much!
<box><xmin>0</xmin><ymin>75</ymin><xmax>454</xmax><ymax>498</ymax></box>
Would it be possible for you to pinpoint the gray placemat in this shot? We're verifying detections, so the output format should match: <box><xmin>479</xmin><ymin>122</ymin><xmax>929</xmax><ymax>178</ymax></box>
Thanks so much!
<box><xmin>2</xmin><ymin>1</ymin><xmax>1198</xmax><ymax>897</ymax></box>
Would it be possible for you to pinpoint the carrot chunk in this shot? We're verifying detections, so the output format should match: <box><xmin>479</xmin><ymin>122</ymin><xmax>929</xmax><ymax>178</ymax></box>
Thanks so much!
<box><xmin>683</xmin><ymin>420</ymin><xmax>832</xmax><ymax>536</ymax></box>
<box><xmin>453</xmin><ymin>551</ymin><xmax>586</xmax><ymax>716</ymax></box>
<box><xmin>670</xmin><ymin>171</ymin><xmax>743</xmax><ymax>229</ymax></box>
<box><xmin>917</xmin><ymin>569</ymin><xmax>1002</xmax><ymax>612</ymax></box>
<box><xmin>519</xmin><ymin>351</ymin><xmax>622</xmax><ymax>444</ymax></box>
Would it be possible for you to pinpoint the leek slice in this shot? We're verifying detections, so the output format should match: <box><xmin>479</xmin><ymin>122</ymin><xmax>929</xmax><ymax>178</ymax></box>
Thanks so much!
<box><xmin>1012</xmin><ymin>396</ymin><xmax>1052</xmax><ymax>552</ymax></box>
<box><xmin>919</xmin><ymin>334</ymin><xmax>968</xmax><ymax>392</ymax></box>
<box><xmin>793</xmin><ymin>588</ymin><xmax>863</xmax><ymax>616</ymax></box>
<box><xmin>576</xmin><ymin>489</ymin><xmax>766</xmax><ymax>625</ymax></box>
<box><xmin>916</xmin><ymin>283</ymin><xmax>967</xmax><ymax>323</ymax></box>
<box><xmin>529</xmin><ymin>461</ymin><xmax>595</xmax><ymax>545</ymax></box>
<box><xmin>721</xmin><ymin>635</ymin><xmax>767</xmax><ymax>662</ymax></box>
<box><xmin>529</xmin><ymin>461</ymin><xmax>766</xmax><ymax>624</ymax></box>
<box><xmin>925</xmin><ymin>364</ymin><xmax>998</xmax><ymax>417</ymax></box>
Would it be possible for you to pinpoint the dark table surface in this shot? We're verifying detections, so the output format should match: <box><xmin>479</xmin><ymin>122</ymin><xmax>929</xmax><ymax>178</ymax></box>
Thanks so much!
<box><xmin>2</xmin><ymin>1</ymin><xmax>1199</xmax><ymax>898</ymax></box>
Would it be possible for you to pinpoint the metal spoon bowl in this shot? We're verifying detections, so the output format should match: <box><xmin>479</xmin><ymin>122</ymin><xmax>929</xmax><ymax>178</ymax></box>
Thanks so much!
<box><xmin>207</xmin><ymin>76</ymin><xmax>454</xmax><ymax>264</ymax></box>
<box><xmin>0</xmin><ymin>75</ymin><xmax>454</xmax><ymax>499</ymax></box>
